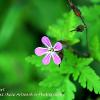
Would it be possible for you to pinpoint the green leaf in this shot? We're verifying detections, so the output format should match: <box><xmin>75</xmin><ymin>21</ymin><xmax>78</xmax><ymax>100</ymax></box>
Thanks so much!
<box><xmin>58</xmin><ymin>78</ymin><xmax>76</xmax><ymax>100</ymax></box>
<box><xmin>49</xmin><ymin>78</ymin><xmax>76</xmax><ymax>100</ymax></box>
<box><xmin>46</xmin><ymin>12</ymin><xmax>81</xmax><ymax>45</ymax></box>
<box><xmin>71</xmin><ymin>56</ymin><xmax>100</xmax><ymax>94</ymax></box>
<box><xmin>79</xmin><ymin>66</ymin><xmax>100</xmax><ymax>94</ymax></box>
<box><xmin>72</xmin><ymin>57</ymin><xmax>93</xmax><ymax>81</ymax></box>
<box><xmin>40</xmin><ymin>75</ymin><xmax>76</xmax><ymax>100</ymax></box>
<box><xmin>64</xmin><ymin>78</ymin><xmax>76</xmax><ymax>100</ymax></box>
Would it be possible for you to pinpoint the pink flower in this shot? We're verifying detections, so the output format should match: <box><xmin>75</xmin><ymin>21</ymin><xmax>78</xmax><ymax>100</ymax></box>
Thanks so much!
<box><xmin>35</xmin><ymin>36</ymin><xmax>63</xmax><ymax>65</ymax></box>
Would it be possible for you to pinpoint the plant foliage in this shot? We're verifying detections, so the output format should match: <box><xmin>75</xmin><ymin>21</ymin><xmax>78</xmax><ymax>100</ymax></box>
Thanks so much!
<box><xmin>26</xmin><ymin>3</ymin><xmax>100</xmax><ymax>100</ymax></box>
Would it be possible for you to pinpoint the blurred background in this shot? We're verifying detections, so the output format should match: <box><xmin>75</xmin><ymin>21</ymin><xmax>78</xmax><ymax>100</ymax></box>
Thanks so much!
<box><xmin>0</xmin><ymin>0</ymin><xmax>100</xmax><ymax>100</ymax></box>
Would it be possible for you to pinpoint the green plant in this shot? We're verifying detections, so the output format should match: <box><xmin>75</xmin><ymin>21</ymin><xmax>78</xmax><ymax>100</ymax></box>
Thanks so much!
<box><xmin>26</xmin><ymin>4</ymin><xmax>100</xmax><ymax>100</ymax></box>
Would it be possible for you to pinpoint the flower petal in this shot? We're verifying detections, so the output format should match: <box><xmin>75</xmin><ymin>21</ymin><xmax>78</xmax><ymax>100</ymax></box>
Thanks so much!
<box><xmin>53</xmin><ymin>42</ymin><xmax>62</xmax><ymax>51</ymax></box>
<box><xmin>52</xmin><ymin>52</ymin><xmax>61</xmax><ymax>65</ymax></box>
<box><xmin>42</xmin><ymin>53</ymin><xmax>51</xmax><ymax>65</ymax></box>
<box><xmin>41</xmin><ymin>36</ymin><xmax>52</xmax><ymax>47</ymax></box>
<box><xmin>35</xmin><ymin>47</ymin><xmax>48</xmax><ymax>56</ymax></box>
